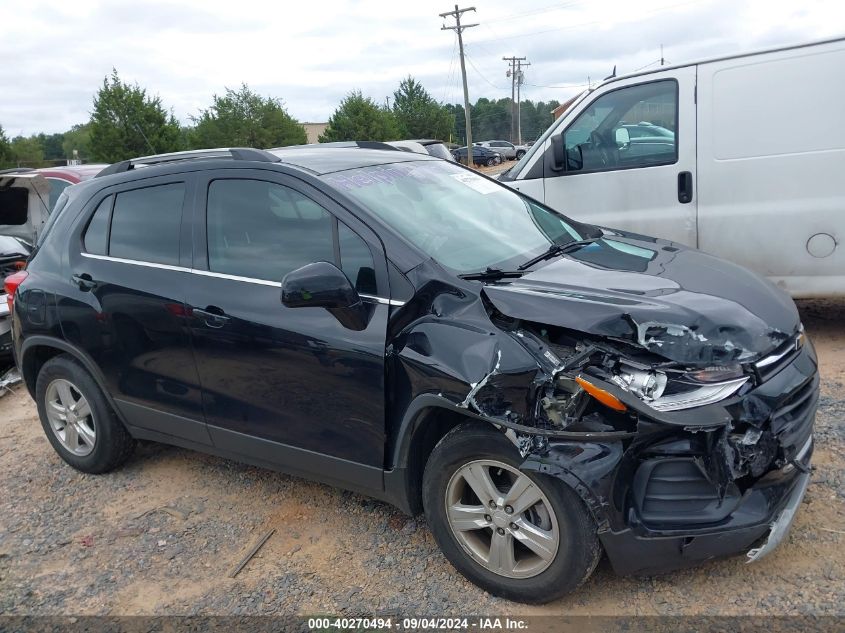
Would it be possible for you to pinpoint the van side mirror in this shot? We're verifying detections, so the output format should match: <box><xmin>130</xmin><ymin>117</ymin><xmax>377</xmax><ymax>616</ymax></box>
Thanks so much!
<box><xmin>281</xmin><ymin>261</ymin><xmax>369</xmax><ymax>330</ymax></box>
<box><xmin>551</xmin><ymin>134</ymin><xmax>566</xmax><ymax>171</ymax></box>
<box><xmin>615</xmin><ymin>127</ymin><xmax>630</xmax><ymax>148</ymax></box>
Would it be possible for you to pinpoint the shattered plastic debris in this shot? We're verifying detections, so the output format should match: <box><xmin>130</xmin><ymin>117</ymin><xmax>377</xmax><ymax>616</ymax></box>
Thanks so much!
<box><xmin>459</xmin><ymin>350</ymin><xmax>502</xmax><ymax>411</ymax></box>
<box><xmin>0</xmin><ymin>367</ymin><xmax>21</xmax><ymax>396</ymax></box>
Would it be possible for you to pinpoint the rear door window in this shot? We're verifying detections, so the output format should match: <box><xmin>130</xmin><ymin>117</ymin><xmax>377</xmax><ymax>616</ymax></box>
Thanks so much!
<box><xmin>109</xmin><ymin>183</ymin><xmax>184</xmax><ymax>265</ymax></box>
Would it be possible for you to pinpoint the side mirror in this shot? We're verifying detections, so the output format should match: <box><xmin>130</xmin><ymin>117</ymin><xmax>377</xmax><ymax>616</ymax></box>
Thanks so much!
<box><xmin>615</xmin><ymin>127</ymin><xmax>630</xmax><ymax>148</ymax></box>
<box><xmin>281</xmin><ymin>261</ymin><xmax>370</xmax><ymax>330</ymax></box>
<box><xmin>551</xmin><ymin>134</ymin><xmax>566</xmax><ymax>171</ymax></box>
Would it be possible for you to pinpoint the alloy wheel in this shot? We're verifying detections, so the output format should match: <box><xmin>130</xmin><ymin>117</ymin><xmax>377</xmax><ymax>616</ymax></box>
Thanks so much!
<box><xmin>444</xmin><ymin>459</ymin><xmax>560</xmax><ymax>579</ymax></box>
<box><xmin>45</xmin><ymin>378</ymin><xmax>96</xmax><ymax>456</ymax></box>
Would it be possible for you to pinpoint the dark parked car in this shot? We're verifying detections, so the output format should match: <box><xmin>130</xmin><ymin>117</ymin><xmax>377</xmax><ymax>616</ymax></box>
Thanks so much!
<box><xmin>8</xmin><ymin>146</ymin><xmax>816</xmax><ymax>603</ymax></box>
<box><xmin>452</xmin><ymin>145</ymin><xmax>502</xmax><ymax>166</ymax></box>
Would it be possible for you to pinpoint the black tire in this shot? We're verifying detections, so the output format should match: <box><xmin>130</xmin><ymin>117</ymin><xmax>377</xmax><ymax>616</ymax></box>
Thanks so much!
<box><xmin>486</xmin><ymin>158</ymin><xmax>495</xmax><ymax>167</ymax></box>
<box><xmin>35</xmin><ymin>354</ymin><xmax>135</xmax><ymax>473</ymax></box>
<box><xmin>516</xmin><ymin>150</ymin><xmax>526</xmax><ymax>159</ymax></box>
<box><xmin>423</xmin><ymin>423</ymin><xmax>601</xmax><ymax>603</ymax></box>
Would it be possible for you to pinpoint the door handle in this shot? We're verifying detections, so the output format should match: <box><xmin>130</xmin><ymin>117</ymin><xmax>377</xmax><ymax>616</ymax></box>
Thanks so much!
<box><xmin>677</xmin><ymin>171</ymin><xmax>693</xmax><ymax>204</ymax></box>
<box><xmin>72</xmin><ymin>273</ymin><xmax>97</xmax><ymax>292</ymax></box>
<box><xmin>193</xmin><ymin>305</ymin><xmax>230</xmax><ymax>328</ymax></box>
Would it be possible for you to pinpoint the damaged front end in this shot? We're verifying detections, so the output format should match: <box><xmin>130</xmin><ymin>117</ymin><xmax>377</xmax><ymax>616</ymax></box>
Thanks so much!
<box><xmin>391</xmin><ymin>267</ymin><xmax>817</xmax><ymax>574</ymax></box>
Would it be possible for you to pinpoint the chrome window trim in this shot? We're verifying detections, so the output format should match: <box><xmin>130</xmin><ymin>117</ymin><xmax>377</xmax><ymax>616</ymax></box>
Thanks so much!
<box><xmin>80</xmin><ymin>253</ymin><xmax>405</xmax><ymax>306</ymax></box>
<box><xmin>81</xmin><ymin>252</ymin><xmax>188</xmax><ymax>273</ymax></box>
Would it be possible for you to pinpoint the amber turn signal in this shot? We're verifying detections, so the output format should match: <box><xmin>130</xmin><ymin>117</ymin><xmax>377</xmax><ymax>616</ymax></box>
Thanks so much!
<box><xmin>575</xmin><ymin>376</ymin><xmax>628</xmax><ymax>412</ymax></box>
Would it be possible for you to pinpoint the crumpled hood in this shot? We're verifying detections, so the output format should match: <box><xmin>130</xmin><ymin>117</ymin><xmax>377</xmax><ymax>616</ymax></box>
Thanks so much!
<box><xmin>481</xmin><ymin>236</ymin><xmax>799</xmax><ymax>364</ymax></box>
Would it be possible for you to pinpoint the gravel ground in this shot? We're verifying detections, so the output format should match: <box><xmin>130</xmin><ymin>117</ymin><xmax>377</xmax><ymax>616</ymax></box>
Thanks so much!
<box><xmin>0</xmin><ymin>299</ymin><xmax>843</xmax><ymax>616</ymax></box>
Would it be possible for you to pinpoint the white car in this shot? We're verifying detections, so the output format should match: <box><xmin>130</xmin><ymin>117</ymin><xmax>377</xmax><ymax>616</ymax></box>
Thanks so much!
<box><xmin>474</xmin><ymin>140</ymin><xmax>528</xmax><ymax>160</ymax></box>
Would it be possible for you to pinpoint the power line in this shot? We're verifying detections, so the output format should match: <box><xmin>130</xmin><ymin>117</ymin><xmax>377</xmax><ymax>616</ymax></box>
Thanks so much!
<box><xmin>486</xmin><ymin>0</ymin><xmax>586</xmax><ymax>24</ymax></box>
<box><xmin>465</xmin><ymin>52</ymin><xmax>508</xmax><ymax>91</ymax></box>
<box><xmin>524</xmin><ymin>80</ymin><xmax>591</xmax><ymax>89</ymax></box>
<box><xmin>471</xmin><ymin>0</ymin><xmax>706</xmax><ymax>45</ymax></box>
<box><xmin>440</xmin><ymin>32</ymin><xmax>458</xmax><ymax>104</ymax></box>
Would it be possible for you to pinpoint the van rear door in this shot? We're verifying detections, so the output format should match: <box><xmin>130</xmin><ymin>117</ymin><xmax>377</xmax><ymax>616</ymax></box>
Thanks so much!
<box><xmin>518</xmin><ymin>67</ymin><xmax>697</xmax><ymax>246</ymax></box>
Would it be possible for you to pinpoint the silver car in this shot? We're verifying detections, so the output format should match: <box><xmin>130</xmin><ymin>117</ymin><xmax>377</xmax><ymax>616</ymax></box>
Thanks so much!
<box><xmin>474</xmin><ymin>140</ymin><xmax>529</xmax><ymax>160</ymax></box>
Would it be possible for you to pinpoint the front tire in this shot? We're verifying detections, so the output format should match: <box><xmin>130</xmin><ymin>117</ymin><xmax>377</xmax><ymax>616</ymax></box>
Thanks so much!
<box><xmin>486</xmin><ymin>158</ymin><xmax>496</xmax><ymax>167</ymax></box>
<box><xmin>516</xmin><ymin>150</ymin><xmax>526</xmax><ymax>159</ymax></box>
<box><xmin>423</xmin><ymin>423</ymin><xmax>601</xmax><ymax>603</ymax></box>
<box><xmin>35</xmin><ymin>354</ymin><xmax>135</xmax><ymax>473</ymax></box>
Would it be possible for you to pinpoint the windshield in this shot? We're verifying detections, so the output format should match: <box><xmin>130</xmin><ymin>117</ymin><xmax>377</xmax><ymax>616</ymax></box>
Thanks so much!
<box><xmin>322</xmin><ymin>160</ymin><xmax>590</xmax><ymax>273</ymax></box>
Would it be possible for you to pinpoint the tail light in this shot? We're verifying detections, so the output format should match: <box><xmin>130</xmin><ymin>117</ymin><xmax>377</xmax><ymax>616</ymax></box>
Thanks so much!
<box><xmin>4</xmin><ymin>270</ymin><xmax>29</xmax><ymax>313</ymax></box>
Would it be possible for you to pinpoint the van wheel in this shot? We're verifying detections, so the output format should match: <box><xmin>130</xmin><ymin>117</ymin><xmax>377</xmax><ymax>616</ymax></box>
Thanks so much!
<box><xmin>422</xmin><ymin>423</ymin><xmax>601</xmax><ymax>603</ymax></box>
<box><xmin>35</xmin><ymin>354</ymin><xmax>135</xmax><ymax>473</ymax></box>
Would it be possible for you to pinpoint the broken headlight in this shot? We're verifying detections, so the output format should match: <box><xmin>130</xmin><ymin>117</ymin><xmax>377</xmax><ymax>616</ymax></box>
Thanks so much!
<box><xmin>612</xmin><ymin>361</ymin><xmax>748</xmax><ymax>412</ymax></box>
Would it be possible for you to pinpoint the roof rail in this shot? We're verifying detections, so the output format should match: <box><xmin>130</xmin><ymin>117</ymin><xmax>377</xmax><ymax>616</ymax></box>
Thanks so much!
<box><xmin>269</xmin><ymin>141</ymin><xmax>400</xmax><ymax>152</ymax></box>
<box><xmin>95</xmin><ymin>147</ymin><xmax>281</xmax><ymax>178</ymax></box>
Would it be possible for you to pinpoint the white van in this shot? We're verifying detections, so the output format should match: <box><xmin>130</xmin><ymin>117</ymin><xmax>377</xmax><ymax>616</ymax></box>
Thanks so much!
<box><xmin>499</xmin><ymin>37</ymin><xmax>845</xmax><ymax>298</ymax></box>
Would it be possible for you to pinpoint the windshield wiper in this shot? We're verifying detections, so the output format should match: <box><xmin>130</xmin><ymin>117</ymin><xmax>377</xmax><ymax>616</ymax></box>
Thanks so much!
<box><xmin>459</xmin><ymin>267</ymin><xmax>524</xmax><ymax>281</ymax></box>
<box><xmin>517</xmin><ymin>237</ymin><xmax>603</xmax><ymax>271</ymax></box>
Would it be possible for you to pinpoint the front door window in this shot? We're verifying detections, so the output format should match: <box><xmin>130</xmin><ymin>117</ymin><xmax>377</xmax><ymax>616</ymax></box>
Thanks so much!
<box><xmin>562</xmin><ymin>80</ymin><xmax>678</xmax><ymax>173</ymax></box>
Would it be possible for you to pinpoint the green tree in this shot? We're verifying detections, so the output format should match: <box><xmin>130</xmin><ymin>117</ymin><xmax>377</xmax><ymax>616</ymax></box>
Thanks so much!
<box><xmin>36</xmin><ymin>132</ymin><xmax>65</xmax><ymax>161</ymax></box>
<box><xmin>0</xmin><ymin>124</ymin><xmax>12</xmax><ymax>168</ymax></box>
<box><xmin>392</xmin><ymin>76</ymin><xmax>454</xmax><ymax>140</ymax></box>
<box><xmin>9</xmin><ymin>136</ymin><xmax>44</xmax><ymax>167</ymax></box>
<box><xmin>90</xmin><ymin>69</ymin><xmax>182</xmax><ymax>162</ymax></box>
<box><xmin>470</xmin><ymin>98</ymin><xmax>510</xmax><ymax>142</ymax></box>
<box><xmin>62</xmin><ymin>123</ymin><xmax>92</xmax><ymax>161</ymax></box>
<box><xmin>319</xmin><ymin>91</ymin><xmax>400</xmax><ymax>142</ymax></box>
<box><xmin>188</xmin><ymin>84</ymin><xmax>306</xmax><ymax>149</ymax></box>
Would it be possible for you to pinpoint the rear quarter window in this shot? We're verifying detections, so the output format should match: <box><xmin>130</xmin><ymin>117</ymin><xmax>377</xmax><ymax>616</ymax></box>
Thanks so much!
<box><xmin>83</xmin><ymin>196</ymin><xmax>113</xmax><ymax>255</ymax></box>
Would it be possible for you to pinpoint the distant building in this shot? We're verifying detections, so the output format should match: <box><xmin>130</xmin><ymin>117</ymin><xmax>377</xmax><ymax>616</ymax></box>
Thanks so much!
<box><xmin>302</xmin><ymin>122</ymin><xmax>328</xmax><ymax>144</ymax></box>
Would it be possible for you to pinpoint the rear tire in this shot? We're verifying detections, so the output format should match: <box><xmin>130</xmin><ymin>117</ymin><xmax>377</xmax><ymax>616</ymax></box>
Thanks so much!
<box><xmin>35</xmin><ymin>354</ymin><xmax>135</xmax><ymax>473</ymax></box>
<box><xmin>422</xmin><ymin>423</ymin><xmax>601</xmax><ymax>603</ymax></box>
<box><xmin>516</xmin><ymin>150</ymin><xmax>526</xmax><ymax>159</ymax></box>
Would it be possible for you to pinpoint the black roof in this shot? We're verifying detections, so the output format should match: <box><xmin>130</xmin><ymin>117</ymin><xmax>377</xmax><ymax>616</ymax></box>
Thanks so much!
<box><xmin>77</xmin><ymin>145</ymin><xmax>439</xmax><ymax>196</ymax></box>
<box><xmin>267</xmin><ymin>146</ymin><xmax>436</xmax><ymax>175</ymax></box>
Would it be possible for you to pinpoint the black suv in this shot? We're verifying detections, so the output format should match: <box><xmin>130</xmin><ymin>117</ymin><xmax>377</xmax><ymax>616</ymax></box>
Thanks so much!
<box><xmin>8</xmin><ymin>146</ymin><xmax>816</xmax><ymax>603</ymax></box>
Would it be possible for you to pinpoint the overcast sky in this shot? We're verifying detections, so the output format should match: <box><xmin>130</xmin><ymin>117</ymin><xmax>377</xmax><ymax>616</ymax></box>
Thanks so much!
<box><xmin>2</xmin><ymin>0</ymin><xmax>842</xmax><ymax>136</ymax></box>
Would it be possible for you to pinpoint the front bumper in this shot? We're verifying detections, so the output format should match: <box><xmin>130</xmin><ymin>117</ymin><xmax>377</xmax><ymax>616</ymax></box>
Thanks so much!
<box><xmin>598</xmin><ymin>436</ymin><xmax>812</xmax><ymax>575</ymax></box>
<box><xmin>526</xmin><ymin>340</ymin><xmax>819</xmax><ymax>576</ymax></box>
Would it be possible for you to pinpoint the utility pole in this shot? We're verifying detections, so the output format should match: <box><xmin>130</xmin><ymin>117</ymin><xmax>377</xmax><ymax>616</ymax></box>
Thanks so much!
<box><xmin>503</xmin><ymin>55</ymin><xmax>525</xmax><ymax>144</ymax></box>
<box><xmin>441</xmin><ymin>4</ymin><xmax>477</xmax><ymax>165</ymax></box>
<box><xmin>514</xmin><ymin>58</ymin><xmax>529</xmax><ymax>145</ymax></box>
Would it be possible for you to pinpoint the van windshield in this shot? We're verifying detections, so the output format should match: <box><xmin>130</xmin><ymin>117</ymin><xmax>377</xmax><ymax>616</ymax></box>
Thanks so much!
<box><xmin>322</xmin><ymin>161</ymin><xmax>593</xmax><ymax>274</ymax></box>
